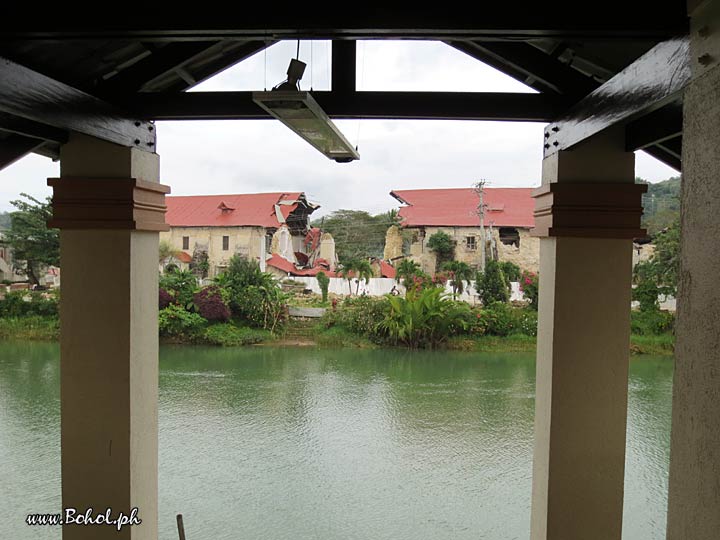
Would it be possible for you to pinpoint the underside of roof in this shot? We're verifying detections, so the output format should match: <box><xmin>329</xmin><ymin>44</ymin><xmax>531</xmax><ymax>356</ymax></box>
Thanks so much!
<box><xmin>0</xmin><ymin>6</ymin><xmax>689</xmax><ymax>171</ymax></box>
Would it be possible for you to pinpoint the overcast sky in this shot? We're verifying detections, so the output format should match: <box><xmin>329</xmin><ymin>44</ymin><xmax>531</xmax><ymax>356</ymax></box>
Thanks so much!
<box><xmin>0</xmin><ymin>41</ymin><xmax>677</xmax><ymax>216</ymax></box>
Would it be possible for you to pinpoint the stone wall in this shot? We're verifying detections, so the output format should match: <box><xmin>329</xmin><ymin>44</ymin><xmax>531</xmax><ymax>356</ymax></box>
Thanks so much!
<box><xmin>399</xmin><ymin>225</ymin><xmax>539</xmax><ymax>274</ymax></box>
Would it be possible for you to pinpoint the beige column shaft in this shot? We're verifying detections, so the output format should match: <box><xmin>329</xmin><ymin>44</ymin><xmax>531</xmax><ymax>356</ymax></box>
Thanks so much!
<box><xmin>530</xmin><ymin>128</ymin><xmax>641</xmax><ymax>540</ymax></box>
<box><xmin>666</xmin><ymin>2</ymin><xmax>720</xmax><ymax>538</ymax></box>
<box><xmin>55</xmin><ymin>133</ymin><xmax>168</xmax><ymax>540</ymax></box>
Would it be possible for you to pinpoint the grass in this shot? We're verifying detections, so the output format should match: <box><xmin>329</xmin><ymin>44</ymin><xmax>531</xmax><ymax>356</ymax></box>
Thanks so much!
<box><xmin>312</xmin><ymin>325</ymin><xmax>377</xmax><ymax>349</ymax></box>
<box><xmin>446</xmin><ymin>334</ymin><xmax>537</xmax><ymax>352</ymax></box>
<box><xmin>630</xmin><ymin>333</ymin><xmax>674</xmax><ymax>355</ymax></box>
<box><xmin>0</xmin><ymin>316</ymin><xmax>59</xmax><ymax>341</ymax></box>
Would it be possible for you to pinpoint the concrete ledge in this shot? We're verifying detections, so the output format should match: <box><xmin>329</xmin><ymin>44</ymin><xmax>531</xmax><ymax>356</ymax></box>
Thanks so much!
<box><xmin>288</xmin><ymin>306</ymin><xmax>326</xmax><ymax>318</ymax></box>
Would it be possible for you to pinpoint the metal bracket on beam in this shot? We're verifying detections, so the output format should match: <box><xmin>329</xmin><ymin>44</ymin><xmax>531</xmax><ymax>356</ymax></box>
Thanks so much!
<box><xmin>0</xmin><ymin>57</ymin><xmax>156</xmax><ymax>151</ymax></box>
<box><xmin>543</xmin><ymin>36</ymin><xmax>690</xmax><ymax>157</ymax></box>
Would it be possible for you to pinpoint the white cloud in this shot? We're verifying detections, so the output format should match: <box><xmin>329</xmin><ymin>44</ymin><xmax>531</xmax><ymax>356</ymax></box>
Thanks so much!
<box><xmin>0</xmin><ymin>41</ymin><xmax>678</xmax><ymax>214</ymax></box>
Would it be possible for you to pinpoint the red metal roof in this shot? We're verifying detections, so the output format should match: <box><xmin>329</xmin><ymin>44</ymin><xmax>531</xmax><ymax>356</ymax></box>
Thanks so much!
<box><xmin>266</xmin><ymin>254</ymin><xmax>337</xmax><ymax>277</ymax></box>
<box><xmin>175</xmin><ymin>251</ymin><xmax>193</xmax><ymax>263</ymax></box>
<box><xmin>391</xmin><ymin>188</ymin><xmax>535</xmax><ymax>228</ymax></box>
<box><xmin>165</xmin><ymin>192</ymin><xmax>305</xmax><ymax>228</ymax></box>
<box><xmin>379</xmin><ymin>260</ymin><xmax>397</xmax><ymax>279</ymax></box>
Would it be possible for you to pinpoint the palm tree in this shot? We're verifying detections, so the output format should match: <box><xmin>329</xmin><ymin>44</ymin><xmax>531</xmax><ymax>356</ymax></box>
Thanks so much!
<box><xmin>395</xmin><ymin>258</ymin><xmax>422</xmax><ymax>290</ymax></box>
<box><xmin>338</xmin><ymin>258</ymin><xmax>374</xmax><ymax>295</ymax></box>
<box><xmin>354</xmin><ymin>259</ymin><xmax>374</xmax><ymax>295</ymax></box>
<box><xmin>442</xmin><ymin>260</ymin><xmax>474</xmax><ymax>299</ymax></box>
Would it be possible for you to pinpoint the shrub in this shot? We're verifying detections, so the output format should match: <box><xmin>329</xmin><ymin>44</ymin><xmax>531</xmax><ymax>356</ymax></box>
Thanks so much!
<box><xmin>0</xmin><ymin>290</ymin><xmax>58</xmax><ymax>318</ymax></box>
<box><xmin>631</xmin><ymin>309</ymin><xmax>674</xmax><ymax>336</ymax></box>
<box><xmin>233</xmin><ymin>284</ymin><xmax>288</xmax><ymax>332</ymax></box>
<box><xmin>321</xmin><ymin>295</ymin><xmax>389</xmax><ymax>342</ymax></box>
<box><xmin>316</xmin><ymin>271</ymin><xmax>330</xmax><ymax>303</ymax></box>
<box><xmin>158</xmin><ymin>304</ymin><xmax>206</xmax><ymax>338</ymax></box>
<box><xmin>499</xmin><ymin>261</ymin><xmax>521</xmax><ymax>283</ymax></box>
<box><xmin>520</xmin><ymin>270</ymin><xmax>539</xmax><ymax>310</ymax></box>
<box><xmin>193</xmin><ymin>286</ymin><xmax>231</xmax><ymax>321</ymax></box>
<box><xmin>426</xmin><ymin>231</ymin><xmax>455</xmax><ymax>270</ymax></box>
<box><xmin>159</xmin><ymin>269</ymin><xmax>198</xmax><ymax>309</ymax></box>
<box><xmin>202</xmin><ymin>323</ymin><xmax>270</xmax><ymax>346</ymax></box>
<box><xmin>477</xmin><ymin>260</ymin><xmax>509</xmax><ymax>305</ymax></box>
<box><xmin>632</xmin><ymin>279</ymin><xmax>660</xmax><ymax>311</ymax></box>
<box><xmin>377</xmin><ymin>287</ymin><xmax>470</xmax><ymax>348</ymax></box>
<box><xmin>159</xmin><ymin>288</ymin><xmax>173</xmax><ymax>309</ymax></box>
<box><xmin>474</xmin><ymin>303</ymin><xmax>538</xmax><ymax>337</ymax></box>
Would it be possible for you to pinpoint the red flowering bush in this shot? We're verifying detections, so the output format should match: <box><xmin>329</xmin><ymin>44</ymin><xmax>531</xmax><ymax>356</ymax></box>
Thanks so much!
<box><xmin>159</xmin><ymin>288</ymin><xmax>173</xmax><ymax>309</ymax></box>
<box><xmin>519</xmin><ymin>271</ymin><xmax>539</xmax><ymax>310</ymax></box>
<box><xmin>193</xmin><ymin>285</ymin><xmax>231</xmax><ymax>321</ymax></box>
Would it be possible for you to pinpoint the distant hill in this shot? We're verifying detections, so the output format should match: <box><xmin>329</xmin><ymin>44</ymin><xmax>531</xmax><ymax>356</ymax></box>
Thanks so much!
<box><xmin>638</xmin><ymin>176</ymin><xmax>680</xmax><ymax>236</ymax></box>
<box><xmin>0</xmin><ymin>212</ymin><xmax>10</xmax><ymax>230</ymax></box>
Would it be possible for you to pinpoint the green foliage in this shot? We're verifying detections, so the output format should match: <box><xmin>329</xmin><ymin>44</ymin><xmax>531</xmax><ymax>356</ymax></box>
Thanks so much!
<box><xmin>190</xmin><ymin>249</ymin><xmax>210</xmax><ymax>279</ymax></box>
<box><xmin>630</xmin><ymin>309</ymin><xmax>674</xmax><ymax>336</ymax></box>
<box><xmin>5</xmin><ymin>193</ymin><xmax>59</xmax><ymax>285</ymax></box>
<box><xmin>638</xmin><ymin>176</ymin><xmax>681</xmax><ymax>235</ymax></box>
<box><xmin>321</xmin><ymin>295</ymin><xmax>389</xmax><ymax>342</ymax></box>
<box><xmin>395</xmin><ymin>259</ymin><xmax>423</xmax><ymax>289</ymax></box>
<box><xmin>633</xmin><ymin>217</ymin><xmax>679</xmax><ymax>310</ymax></box>
<box><xmin>0</xmin><ymin>290</ymin><xmax>59</xmax><ymax>318</ymax></box>
<box><xmin>442</xmin><ymin>260</ymin><xmax>474</xmax><ymax>298</ymax></box>
<box><xmin>312</xmin><ymin>209</ymin><xmax>401</xmax><ymax>259</ymax></box>
<box><xmin>316</xmin><ymin>271</ymin><xmax>330</xmax><ymax>302</ymax></box>
<box><xmin>0</xmin><ymin>315</ymin><xmax>59</xmax><ymax>341</ymax></box>
<box><xmin>520</xmin><ymin>270</ymin><xmax>539</xmax><ymax>310</ymax></box>
<box><xmin>234</xmin><ymin>284</ymin><xmax>288</xmax><ymax>332</ymax></box>
<box><xmin>377</xmin><ymin>287</ymin><xmax>470</xmax><ymax>348</ymax></box>
<box><xmin>214</xmin><ymin>255</ymin><xmax>287</xmax><ymax>331</ymax></box>
<box><xmin>202</xmin><ymin>323</ymin><xmax>270</xmax><ymax>346</ymax></box>
<box><xmin>337</xmin><ymin>258</ymin><xmax>374</xmax><ymax>295</ymax></box>
<box><xmin>477</xmin><ymin>260</ymin><xmax>509</xmax><ymax>305</ymax></box>
<box><xmin>473</xmin><ymin>302</ymin><xmax>538</xmax><ymax>337</ymax></box>
<box><xmin>499</xmin><ymin>261</ymin><xmax>521</xmax><ymax>283</ymax></box>
<box><xmin>158</xmin><ymin>304</ymin><xmax>206</xmax><ymax>338</ymax></box>
<box><xmin>159</xmin><ymin>269</ymin><xmax>198</xmax><ymax>309</ymax></box>
<box><xmin>426</xmin><ymin>231</ymin><xmax>455</xmax><ymax>269</ymax></box>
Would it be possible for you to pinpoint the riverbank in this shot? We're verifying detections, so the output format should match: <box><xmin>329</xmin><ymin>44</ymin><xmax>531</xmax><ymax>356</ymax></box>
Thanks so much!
<box><xmin>0</xmin><ymin>315</ymin><xmax>674</xmax><ymax>355</ymax></box>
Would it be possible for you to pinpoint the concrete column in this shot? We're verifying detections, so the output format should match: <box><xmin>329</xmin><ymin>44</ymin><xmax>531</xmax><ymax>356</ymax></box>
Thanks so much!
<box><xmin>666</xmin><ymin>2</ymin><xmax>720</xmax><ymax>539</ymax></box>
<box><xmin>51</xmin><ymin>133</ymin><xmax>169</xmax><ymax>540</ymax></box>
<box><xmin>530</xmin><ymin>128</ymin><xmax>645</xmax><ymax>540</ymax></box>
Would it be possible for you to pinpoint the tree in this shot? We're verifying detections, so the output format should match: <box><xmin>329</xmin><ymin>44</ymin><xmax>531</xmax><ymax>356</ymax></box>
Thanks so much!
<box><xmin>5</xmin><ymin>193</ymin><xmax>59</xmax><ymax>286</ymax></box>
<box><xmin>426</xmin><ymin>231</ymin><xmax>455</xmax><ymax>271</ymax></box>
<box><xmin>312</xmin><ymin>209</ymin><xmax>401</xmax><ymax>260</ymax></box>
<box><xmin>477</xmin><ymin>260</ymin><xmax>509</xmax><ymax>305</ymax></box>
<box><xmin>337</xmin><ymin>258</ymin><xmax>374</xmax><ymax>295</ymax></box>
<box><xmin>442</xmin><ymin>260</ymin><xmax>474</xmax><ymax>299</ymax></box>
<box><xmin>395</xmin><ymin>258</ymin><xmax>423</xmax><ymax>290</ymax></box>
<box><xmin>633</xmin><ymin>217</ymin><xmax>680</xmax><ymax>309</ymax></box>
<box><xmin>316</xmin><ymin>271</ymin><xmax>330</xmax><ymax>303</ymax></box>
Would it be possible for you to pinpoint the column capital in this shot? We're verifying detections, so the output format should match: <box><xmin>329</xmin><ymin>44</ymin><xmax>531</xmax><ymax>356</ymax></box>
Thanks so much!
<box><xmin>530</xmin><ymin>182</ymin><xmax>647</xmax><ymax>239</ymax></box>
<box><xmin>47</xmin><ymin>177</ymin><xmax>171</xmax><ymax>232</ymax></box>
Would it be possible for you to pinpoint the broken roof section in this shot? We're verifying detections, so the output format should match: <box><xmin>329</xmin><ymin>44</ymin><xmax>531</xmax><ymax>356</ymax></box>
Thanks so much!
<box><xmin>390</xmin><ymin>187</ymin><xmax>535</xmax><ymax>228</ymax></box>
<box><xmin>165</xmin><ymin>192</ymin><xmax>319</xmax><ymax>228</ymax></box>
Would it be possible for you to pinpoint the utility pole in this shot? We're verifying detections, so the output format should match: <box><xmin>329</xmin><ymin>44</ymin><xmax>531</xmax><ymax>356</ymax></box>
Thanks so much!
<box><xmin>473</xmin><ymin>180</ymin><xmax>488</xmax><ymax>270</ymax></box>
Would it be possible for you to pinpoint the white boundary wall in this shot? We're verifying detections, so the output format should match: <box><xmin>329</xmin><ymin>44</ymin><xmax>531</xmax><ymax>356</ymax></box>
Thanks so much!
<box><xmin>289</xmin><ymin>276</ymin><xmax>525</xmax><ymax>304</ymax></box>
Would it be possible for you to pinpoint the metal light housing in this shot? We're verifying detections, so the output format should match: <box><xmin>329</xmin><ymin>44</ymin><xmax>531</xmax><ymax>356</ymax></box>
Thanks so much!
<box><xmin>252</xmin><ymin>91</ymin><xmax>360</xmax><ymax>163</ymax></box>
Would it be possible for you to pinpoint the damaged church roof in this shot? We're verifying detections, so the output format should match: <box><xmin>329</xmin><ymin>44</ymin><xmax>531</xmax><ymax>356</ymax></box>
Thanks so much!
<box><xmin>165</xmin><ymin>192</ymin><xmax>319</xmax><ymax>228</ymax></box>
<box><xmin>390</xmin><ymin>187</ymin><xmax>535</xmax><ymax>228</ymax></box>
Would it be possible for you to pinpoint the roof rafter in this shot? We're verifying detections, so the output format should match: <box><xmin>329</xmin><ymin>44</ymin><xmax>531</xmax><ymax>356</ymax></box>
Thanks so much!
<box><xmin>449</xmin><ymin>41</ymin><xmax>600</xmax><ymax>99</ymax></box>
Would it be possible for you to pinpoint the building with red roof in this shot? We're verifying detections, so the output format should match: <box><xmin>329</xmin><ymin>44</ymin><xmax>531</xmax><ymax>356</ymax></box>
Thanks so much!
<box><xmin>389</xmin><ymin>187</ymin><xmax>539</xmax><ymax>273</ymax></box>
<box><xmin>160</xmin><ymin>192</ymin><xmax>327</xmax><ymax>277</ymax></box>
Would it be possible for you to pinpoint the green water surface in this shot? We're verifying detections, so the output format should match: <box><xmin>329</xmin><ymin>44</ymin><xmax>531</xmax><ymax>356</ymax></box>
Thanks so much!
<box><xmin>0</xmin><ymin>343</ymin><xmax>673</xmax><ymax>540</ymax></box>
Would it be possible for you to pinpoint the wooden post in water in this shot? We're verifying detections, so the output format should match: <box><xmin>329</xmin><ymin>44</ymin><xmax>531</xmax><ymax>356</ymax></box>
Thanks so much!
<box><xmin>176</xmin><ymin>514</ymin><xmax>186</xmax><ymax>540</ymax></box>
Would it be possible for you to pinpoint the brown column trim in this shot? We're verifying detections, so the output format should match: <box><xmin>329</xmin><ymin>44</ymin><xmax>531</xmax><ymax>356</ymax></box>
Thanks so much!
<box><xmin>530</xmin><ymin>182</ymin><xmax>648</xmax><ymax>238</ymax></box>
<box><xmin>47</xmin><ymin>177</ymin><xmax>171</xmax><ymax>231</ymax></box>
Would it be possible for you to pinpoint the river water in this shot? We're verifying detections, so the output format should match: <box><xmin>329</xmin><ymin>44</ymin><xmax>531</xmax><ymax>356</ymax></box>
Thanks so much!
<box><xmin>0</xmin><ymin>342</ymin><xmax>673</xmax><ymax>540</ymax></box>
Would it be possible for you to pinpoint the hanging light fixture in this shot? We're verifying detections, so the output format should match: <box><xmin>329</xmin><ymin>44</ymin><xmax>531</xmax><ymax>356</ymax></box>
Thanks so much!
<box><xmin>252</xmin><ymin>56</ymin><xmax>359</xmax><ymax>163</ymax></box>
